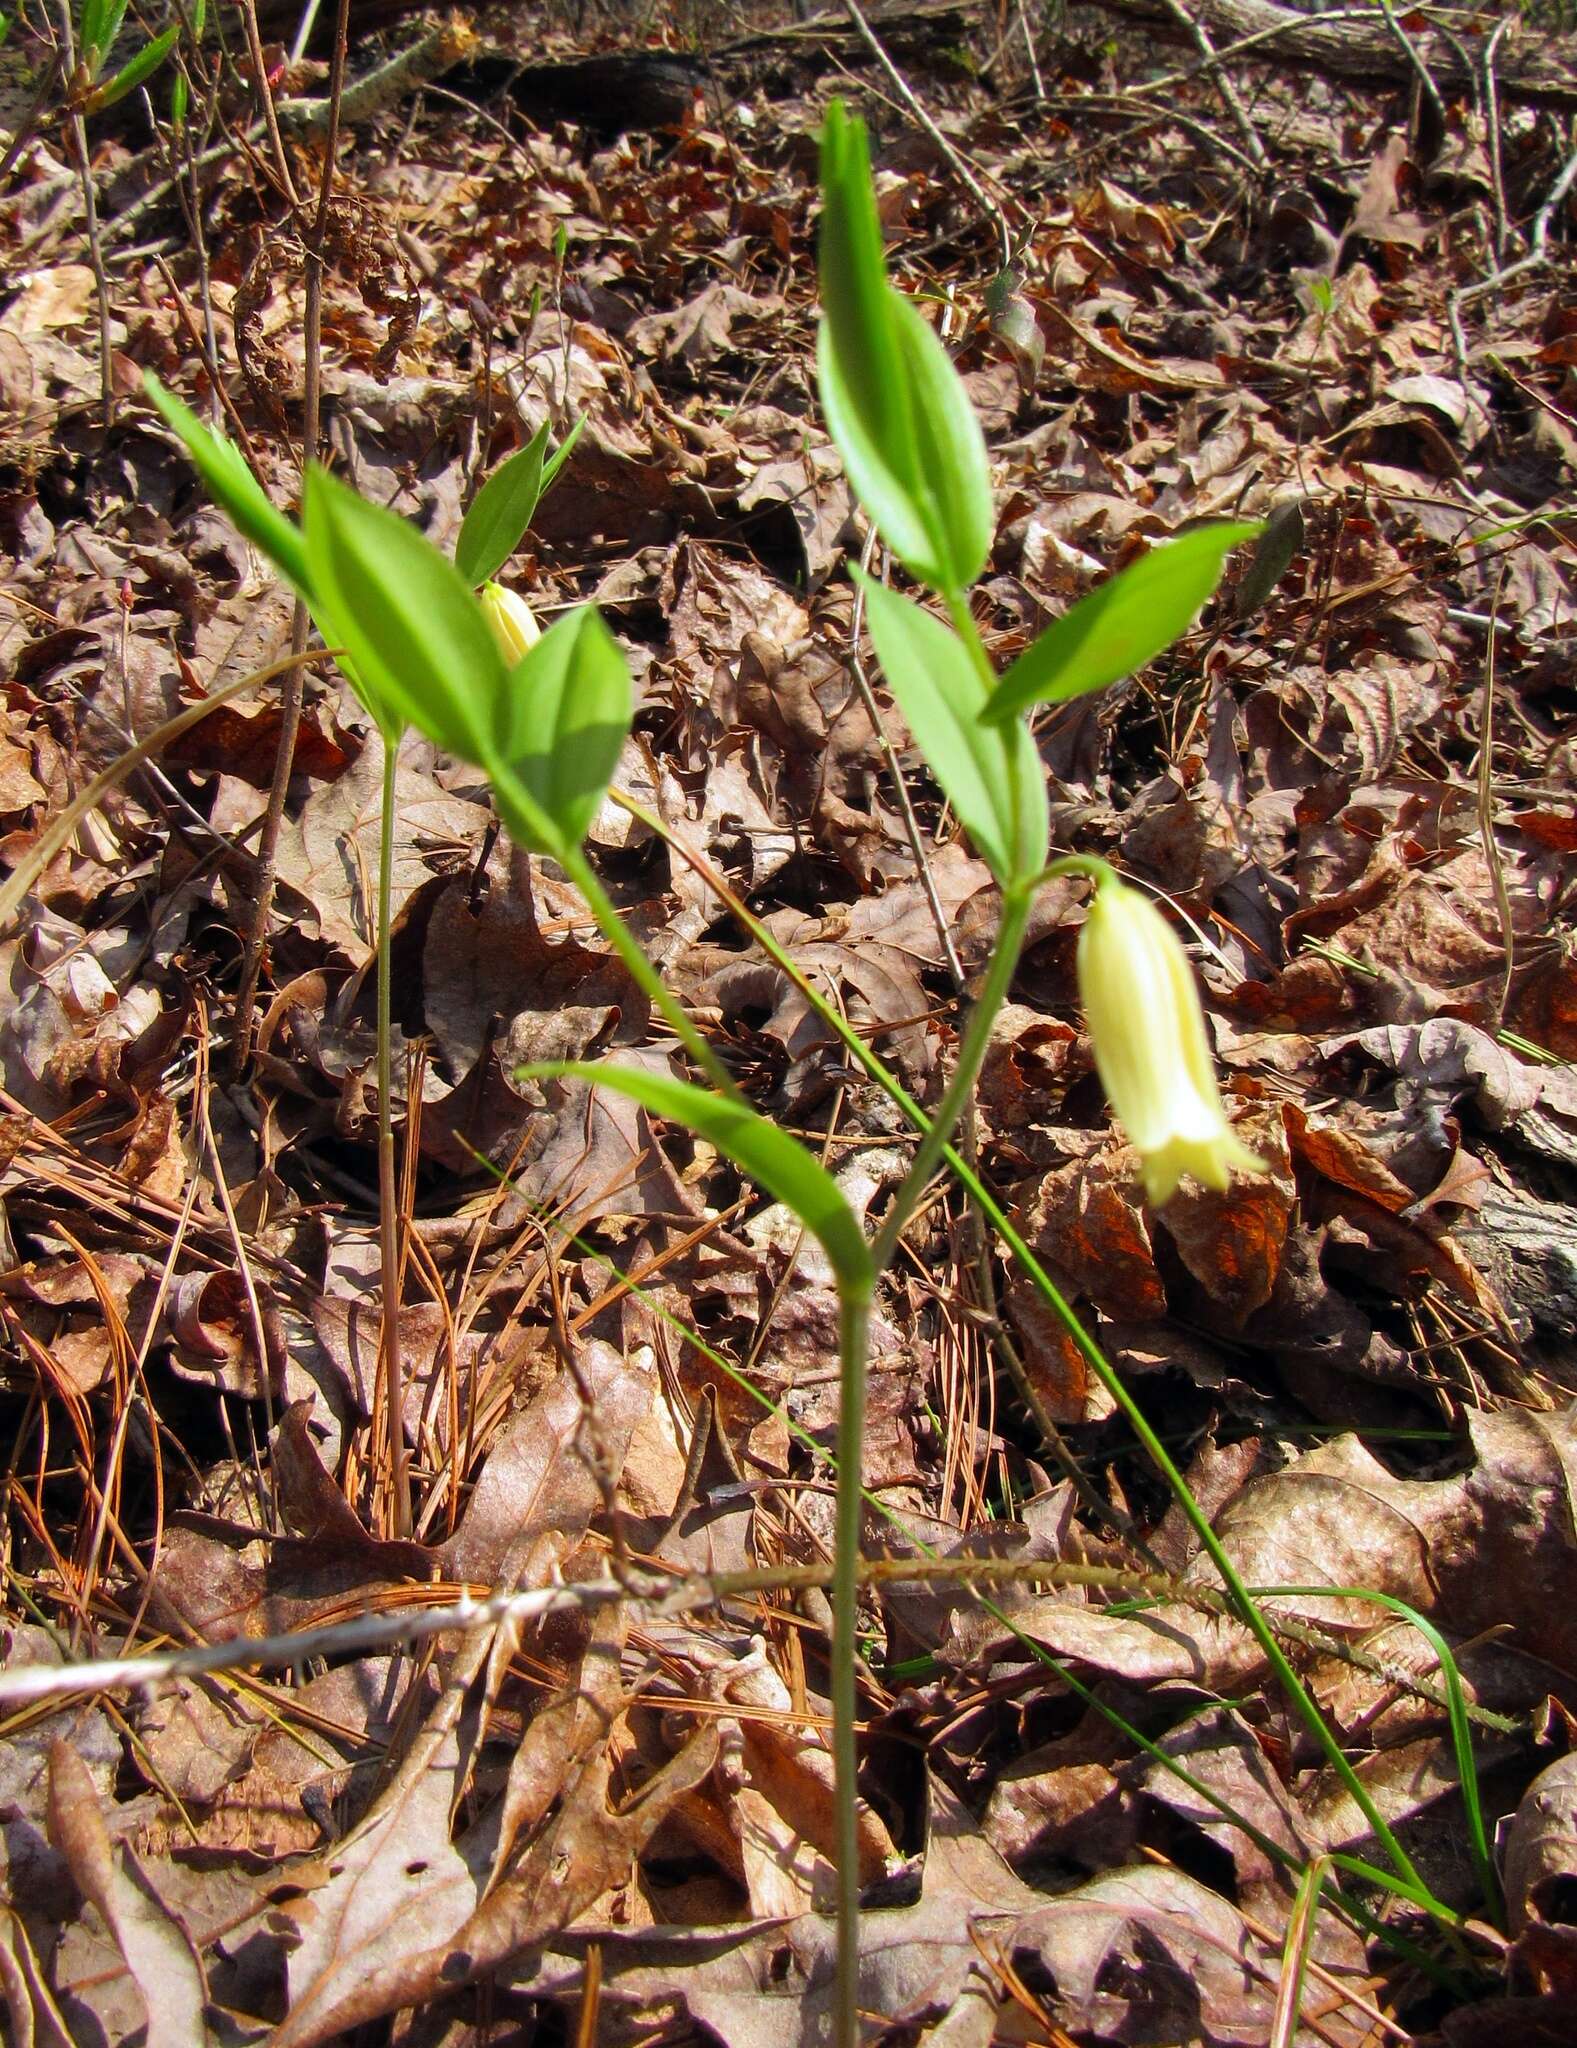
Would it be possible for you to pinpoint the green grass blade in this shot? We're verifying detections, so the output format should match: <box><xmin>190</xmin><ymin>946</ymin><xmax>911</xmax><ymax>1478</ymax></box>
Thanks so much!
<box><xmin>85</xmin><ymin>21</ymin><xmax>178</xmax><ymax>108</ymax></box>
<box><xmin>1256</xmin><ymin>1585</ymin><xmax>1502</xmax><ymax>1925</ymax></box>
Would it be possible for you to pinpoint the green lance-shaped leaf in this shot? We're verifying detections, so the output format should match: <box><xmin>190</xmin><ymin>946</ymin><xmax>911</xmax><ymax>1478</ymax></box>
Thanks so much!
<box><xmin>817</xmin><ymin>103</ymin><xmax>992</xmax><ymax>598</ymax></box>
<box><xmin>144</xmin><ymin>374</ymin><xmax>311</xmax><ymax>597</ymax></box>
<box><xmin>982</xmin><ymin>522</ymin><xmax>1261</xmax><ymax>726</ymax></box>
<box><xmin>79</xmin><ymin>0</ymin><xmax>129</xmax><ymax>77</ymax></box>
<box><xmin>519</xmin><ymin>1062</ymin><xmax>875</xmax><ymax>1300</ymax></box>
<box><xmin>855</xmin><ymin>569</ymin><xmax>1046</xmax><ymax>886</ymax></box>
<box><xmin>537</xmin><ymin>413</ymin><xmax>584</xmax><ymax>503</ymax></box>
<box><xmin>456</xmin><ymin>424</ymin><xmax>548</xmax><ymax>587</ymax></box>
<box><xmin>487</xmin><ymin>604</ymin><xmax>632</xmax><ymax>858</ymax></box>
<box><xmin>85</xmin><ymin>21</ymin><xmax>179</xmax><ymax>110</ymax></box>
<box><xmin>455</xmin><ymin>417</ymin><xmax>585</xmax><ymax>589</ymax></box>
<box><xmin>302</xmin><ymin>464</ymin><xmax>503</xmax><ymax>754</ymax></box>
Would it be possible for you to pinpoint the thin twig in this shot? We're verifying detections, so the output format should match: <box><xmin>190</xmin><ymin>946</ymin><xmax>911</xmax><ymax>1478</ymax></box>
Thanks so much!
<box><xmin>1154</xmin><ymin>0</ymin><xmax>1268</xmax><ymax>168</ymax></box>
<box><xmin>1373</xmin><ymin>0</ymin><xmax>1444</xmax><ymax>139</ymax></box>
<box><xmin>1017</xmin><ymin>0</ymin><xmax>1046</xmax><ymax>105</ymax></box>
<box><xmin>839</xmin><ymin>0</ymin><xmax>1014</xmax><ymax>266</ymax></box>
<box><xmin>53</xmin><ymin>0</ymin><xmax>117</xmax><ymax>425</ymax></box>
<box><xmin>236</xmin><ymin>0</ymin><xmax>300</xmax><ymax>209</ymax></box>
<box><xmin>1478</xmin><ymin>565</ymin><xmax>1516</xmax><ymax>1028</ymax></box>
<box><xmin>1482</xmin><ymin>16</ymin><xmax>1511</xmax><ymax>267</ymax></box>
<box><xmin>376</xmin><ymin>731</ymin><xmax>414</xmax><ymax>1537</ymax></box>
<box><xmin>1451</xmin><ymin>126</ymin><xmax>1577</xmax><ymax>312</ymax></box>
<box><xmin>232</xmin><ymin>0</ymin><xmax>351</xmax><ymax>1068</ymax></box>
<box><xmin>0</xmin><ymin>1547</ymin><xmax>1527</xmax><ymax>1738</ymax></box>
<box><xmin>1447</xmin><ymin>123</ymin><xmax>1577</xmax><ymax>413</ymax></box>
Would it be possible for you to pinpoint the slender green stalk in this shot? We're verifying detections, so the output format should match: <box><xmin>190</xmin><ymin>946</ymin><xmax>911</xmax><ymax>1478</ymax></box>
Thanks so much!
<box><xmin>831</xmin><ymin>1284</ymin><xmax>872</xmax><ymax>2048</ymax></box>
<box><xmin>872</xmin><ymin>881</ymin><xmax>1033</xmax><ymax>1270</ymax></box>
<box><xmin>620</xmin><ymin>792</ymin><xmax>1436</xmax><ymax>1899</ymax></box>
<box><xmin>377</xmin><ymin>730</ymin><xmax>412</xmax><ymax>1538</ymax></box>
<box><xmin>464</xmin><ymin>1126</ymin><xmax>1476</xmax><ymax>1970</ymax></box>
<box><xmin>833</xmin><ymin>871</ymin><xmax>1029</xmax><ymax>2046</ymax></box>
<box><xmin>558</xmin><ymin>841</ymin><xmax>739</xmax><ymax>1099</ymax></box>
<box><xmin>1261</xmin><ymin>1587</ymin><xmax>1502</xmax><ymax>1926</ymax></box>
<box><xmin>1272</xmin><ymin>1857</ymin><xmax>1330</xmax><ymax>2048</ymax></box>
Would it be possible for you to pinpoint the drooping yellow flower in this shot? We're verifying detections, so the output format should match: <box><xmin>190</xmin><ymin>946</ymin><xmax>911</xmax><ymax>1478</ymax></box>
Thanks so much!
<box><xmin>1077</xmin><ymin>875</ymin><xmax>1263</xmax><ymax>1207</ymax></box>
<box><xmin>480</xmin><ymin>580</ymin><xmax>540</xmax><ymax>664</ymax></box>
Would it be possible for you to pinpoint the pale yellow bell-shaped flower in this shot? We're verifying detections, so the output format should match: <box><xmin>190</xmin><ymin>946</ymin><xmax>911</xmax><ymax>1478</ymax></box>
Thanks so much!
<box><xmin>1077</xmin><ymin>875</ymin><xmax>1263</xmax><ymax>1207</ymax></box>
<box><xmin>480</xmin><ymin>580</ymin><xmax>540</xmax><ymax>664</ymax></box>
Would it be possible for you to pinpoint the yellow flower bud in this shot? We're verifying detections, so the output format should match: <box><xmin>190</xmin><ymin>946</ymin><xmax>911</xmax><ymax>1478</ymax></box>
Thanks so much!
<box><xmin>480</xmin><ymin>580</ymin><xmax>540</xmax><ymax>664</ymax></box>
<box><xmin>1076</xmin><ymin>876</ymin><xmax>1263</xmax><ymax>1207</ymax></box>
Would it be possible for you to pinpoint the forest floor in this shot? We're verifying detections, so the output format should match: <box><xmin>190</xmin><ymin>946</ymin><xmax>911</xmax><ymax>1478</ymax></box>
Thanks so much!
<box><xmin>1</xmin><ymin>1</ymin><xmax>1576</xmax><ymax>2042</ymax></box>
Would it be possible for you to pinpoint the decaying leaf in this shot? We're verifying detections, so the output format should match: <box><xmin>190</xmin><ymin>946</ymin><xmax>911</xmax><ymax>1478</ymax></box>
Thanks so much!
<box><xmin>46</xmin><ymin>1741</ymin><xmax>209</xmax><ymax>2047</ymax></box>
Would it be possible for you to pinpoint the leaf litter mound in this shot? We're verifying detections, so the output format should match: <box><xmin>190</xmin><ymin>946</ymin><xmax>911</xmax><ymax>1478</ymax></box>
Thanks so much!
<box><xmin>1</xmin><ymin>0</ymin><xmax>1576</xmax><ymax>2040</ymax></box>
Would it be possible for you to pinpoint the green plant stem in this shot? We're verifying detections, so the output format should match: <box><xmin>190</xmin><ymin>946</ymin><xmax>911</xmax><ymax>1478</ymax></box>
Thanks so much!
<box><xmin>872</xmin><ymin>880</ymin><xmax>1033</xmax><ymax>1270</ymax></box>
<box><xmin>617</xmin><ymin>790</ymin><xmax>1433</xmax><ymax>1900</ymax></box>
<box><xmin>559</xmin><ymin>842</ymin><xmax>738</xmax><ymax>1099</ymax></box>
<box><xmin>466</xmin><ymin>1122</ymin><xmax>1475</xmax><ymax>1965</ymax></box>
<box><xmin>830</xmin><ymin>1284</ymin><xmax>872</xmax><ymax>2048</ymax></box>
<box><xmin>830</xmin><ymin>874</ymin><xmax>1029</xmax><ymax>2048</ymax></box>
<box><xmin>377</xmin><ymin>730</ymin><xmax>412</xmax><ymax>1538</ymax></box>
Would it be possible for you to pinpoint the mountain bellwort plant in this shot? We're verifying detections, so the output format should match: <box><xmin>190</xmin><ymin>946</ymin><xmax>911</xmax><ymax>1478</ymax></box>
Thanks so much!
<box><xmin>144</xmin><ymin>107</ymin><xmax>1310</xmax><ymax>2042</ymax></box>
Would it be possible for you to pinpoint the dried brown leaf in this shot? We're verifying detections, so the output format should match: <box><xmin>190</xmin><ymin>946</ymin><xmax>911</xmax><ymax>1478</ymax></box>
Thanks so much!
<box><xmin>46</xmin><ymin>1740</ymin><xmax>209</xmax><ymax>2047</ymax></box>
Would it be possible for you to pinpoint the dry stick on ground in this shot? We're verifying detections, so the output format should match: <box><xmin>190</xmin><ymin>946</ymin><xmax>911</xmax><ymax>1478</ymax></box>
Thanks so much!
<box><xmin>1483</xmin><ymin>16</ymin><xmax>1512</xmax><ymax>268</ymax></box>
<box><xmin>1479</xmin><ymin>565</ymin><xmax>1516</xmax><ymax>1030</ymax></box>
<box><xmin>1081</xmin><ymin>0</ymin><xmax>1577</xmax><ymax>105</ymax></box>
<box><xmin>1121</xmin><ymin>7</ymin><xmax>1374</xmax><ymax>103</ymax></box>
<box><xmin>149</xmin><ymin>55</ymin><xmax>229</xmax><ymax>422</ymax></box>
<box><xmin>1446</xmin><ymin>126</ymin><xmax>1577</xmax><ymax>392</ymax></box>
<box><xmin>1016</xmin><ymin>0</ymin><xmax>1046</xmax><ymax>104</ymax></box>
<box><xmin>231</xmin><ymin>0</ymin><xmax>353</xmax><ymax>1071</ymax></box>
<box><xmin>51</xmin><ymin>0</ymin><xmax>118</xmax><ymax>425</ymax></box>
<box><xmin>1153</xmin><ymin>0</ymin><xmax>1268</xmax><ymax>170</ymax></box>
<box><xmin>1372</xmin><ymin>0</ymin><xmax>1444</xmax><ymax>145</ymax></box>
<box><xmin>0</xmin><ymin>1552</ymin><xmax>1526</xmax><ymax>1737</ymax></box>
<box><xmin>93</xmin><ymin>26</ymin><xmax>430</xmax><ymax>252</ymax></box>
<box><xmin>840</xmin><ymin>0</ymin><xmax>1014</xmax><ymax>267</ymax></box>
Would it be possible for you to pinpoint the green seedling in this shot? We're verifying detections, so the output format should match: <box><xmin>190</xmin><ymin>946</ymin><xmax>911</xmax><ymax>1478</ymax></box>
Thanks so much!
<box><xmin>75</xmin><ymin>0</ymin><xmax>180</xmax><ymax>110</ymax></box>
<box><xmin>147</xmin><ymin>375</ymin><xmax>589</xmax><ymax>1535</ymax></box>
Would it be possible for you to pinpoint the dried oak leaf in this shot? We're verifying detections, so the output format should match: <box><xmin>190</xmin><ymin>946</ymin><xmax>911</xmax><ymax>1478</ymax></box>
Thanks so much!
<box><xmin>437</xmin><ymin>1337</ymin><xmax>655</xmax><ymax>1584</ymax></box>
<box><xmin>1022</xmin><ymin>1143</ymin><xmax>1167</xmax><ymax>1321</ymax></box>
<box><xmin>1013</xmin><ymin>1863</ymin><xmax>1367</xmax><ymax>2046</ymax></box>
<box><xmin>271</xmin><ymin>1667</ymin><xmax>484</xmax><ymax>2046</ymax></box>
<box><xmin>1505</xmin><ymin>1753</ymin><xmax>1577</xmax><ymax>1938</ymax></box>
<box><xmin>46</xmin><ymin>1740</ymin><xmax>209</xmax><ymax>2048</ymax></box>
<box><xmin>270</xmin><ymin>1717</ymin><xmax>721</xmax><ymax>2047</ymax></box>
<box><xmin>1158</xmin><ymin>1101</ymin><xmax>1296</xmax><ymax>1321</ymax></box>
<box><xmin>273</xmin><ymin>733</ymin><xmax>490</xmax><ymax>962</ymax></box>
<box><xmin>1200</xmin><ymin>1408</ymin><xmax>1577</xmax><ymax>1675</ymax></box>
